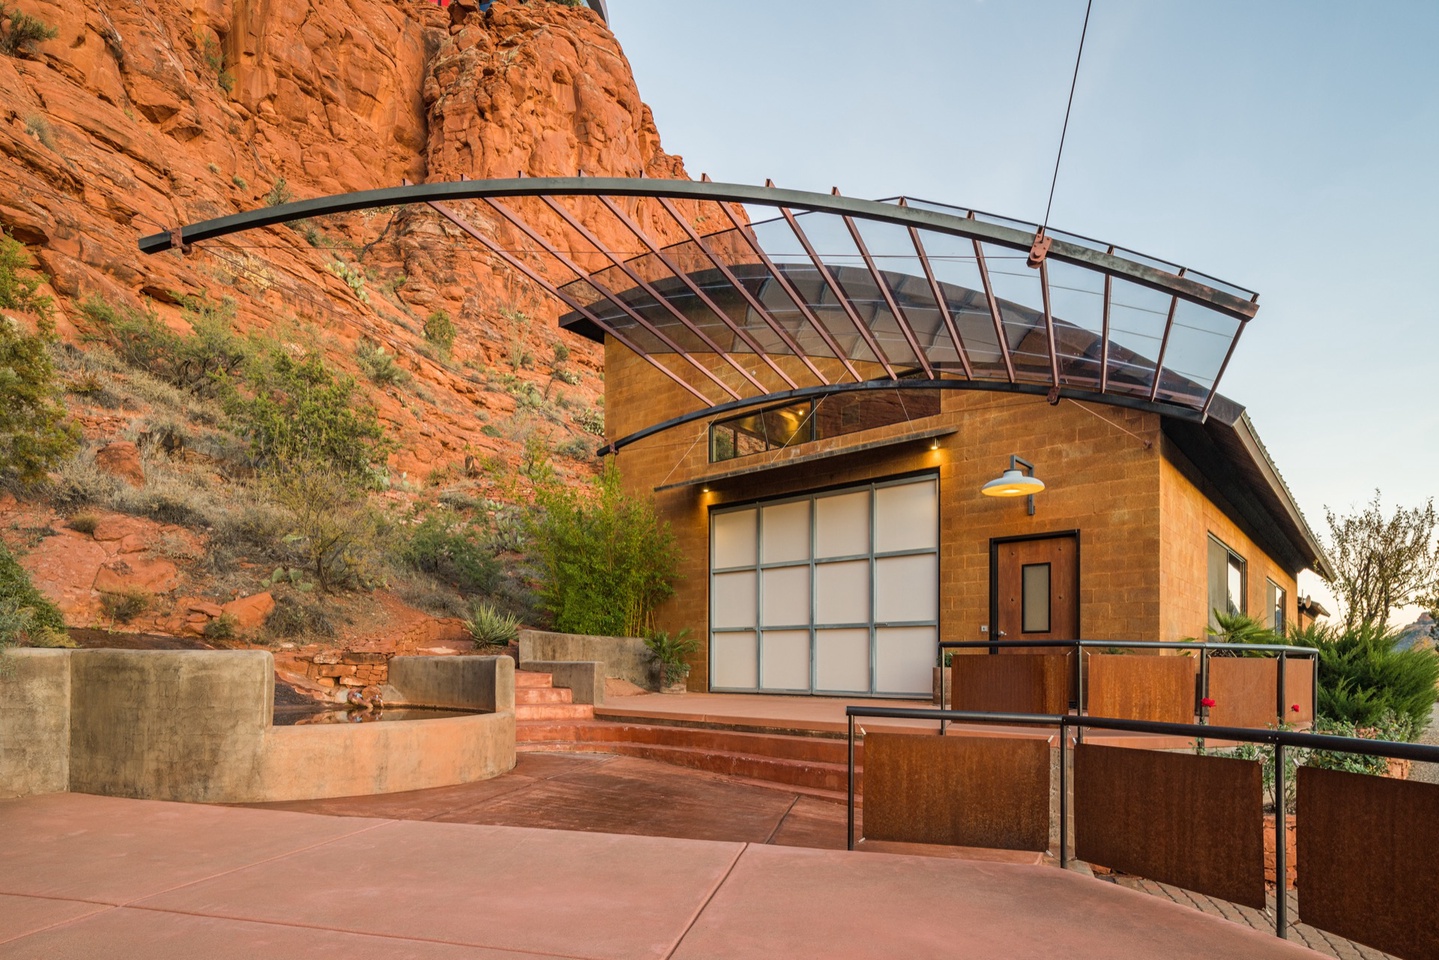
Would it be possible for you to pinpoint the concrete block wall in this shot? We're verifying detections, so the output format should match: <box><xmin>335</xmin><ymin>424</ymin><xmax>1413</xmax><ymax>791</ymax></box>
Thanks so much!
<box><xmin>606</xmin><ymin>339</ymin><xmax>1309</xmax><ymax>690</ymax></box>
<box><xmin>1158</xmin><ymin>443</ymin><xmax>1298</xmax><ymax>641</ymax></box>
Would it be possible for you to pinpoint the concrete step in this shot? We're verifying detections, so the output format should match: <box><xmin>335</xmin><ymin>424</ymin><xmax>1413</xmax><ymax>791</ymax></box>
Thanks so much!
<box><xmin>515</xmin><ymin>687</ymin><xmax>575</xmax><ymax>705</ymax></box>
<box><xmin>515</xmin><ymin>671</ymin><xmax>554</xmax><ymax>688</ymax></box>
<box><xmin>513</xmin><ymin>718</ymin><xmax>871</xmax><ymax>793</ymax></box>
<box><xmin>519</xmin><ymin>738</ymin><xmax>861</xmax><ymax>795</ymax></box>
<box><xmin>515</xmin><ymin>720</ymin><xmax>859</xmax><ymax>765</ymax></box>
<box><xmin>514</xmin><ymin>703</ymin><xmax>595</xmax><ymax>721</ymax></box>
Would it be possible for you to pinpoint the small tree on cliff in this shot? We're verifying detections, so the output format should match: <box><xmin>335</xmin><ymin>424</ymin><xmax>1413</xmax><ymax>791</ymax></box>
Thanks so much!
<box><xmin>1324</xmin><ymin>492</ymin><xmax>1439</xmax><ymax>630</ymax></box>
<box><xmin>0</xmin><ymin>317</ymin><xmax>77</xmax><ymax>485</ymax></box>
<box><xmin>0</xmin><ymin>4</ymin><xmax>57</xmax><ymax>58</ymax></box>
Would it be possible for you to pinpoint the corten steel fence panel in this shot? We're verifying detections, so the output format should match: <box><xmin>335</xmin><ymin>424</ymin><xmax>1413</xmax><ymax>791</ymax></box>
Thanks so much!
<box><xmin>1085</xmin><ymin>653</ymin><xmax>1197</xmax><ymax>724</ymax></box>
<box><xmin>862</xmin><ymin>733</ymin><xmax>1052</xmax><ymax>851</ymax></box>
<box><xmin>1073</xmin><ymin>743</ymin><xmax>1266</xmax><ymax>908</ymax></box>
<box><xmin>1207</xmin><ymin>657</ymin><xmax>1316</xmax><ymax>729</ymax></box>
<box><xmin>949</xmin><ymin>654</ymin><xmax>1072</xmax><ymax>715</ymax></box>
<box><xmin>1297</xmin><ymin>766</ymin><xmax>1439</xmax><ymax>960</ymax></box>
<box><xmin>1206</xmin><ymin>658</ymin><xmax>1282</xmax><ymax>730</ymax></box>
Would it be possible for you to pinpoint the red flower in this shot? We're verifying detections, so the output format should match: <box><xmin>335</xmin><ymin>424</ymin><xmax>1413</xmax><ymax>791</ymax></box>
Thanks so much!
<box><xmin>1201</xmin><ymin>697</ymin><xmax>1216</xmax><ymax>708</ymax></box>
<box><xmin>1291</xmin><ymin>703</ymin><xmax>1301</xmax><ymax>712</ymax></box>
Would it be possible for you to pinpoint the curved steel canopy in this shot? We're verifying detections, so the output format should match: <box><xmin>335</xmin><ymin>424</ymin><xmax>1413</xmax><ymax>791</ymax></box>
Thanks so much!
<box><xmin>138</xmin><ymin>177</ymin><xmax>1260</xmax><ymax>447</ymax></box>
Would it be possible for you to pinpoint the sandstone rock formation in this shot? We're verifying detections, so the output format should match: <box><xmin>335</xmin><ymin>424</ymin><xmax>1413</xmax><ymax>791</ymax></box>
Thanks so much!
<box><xmin>0</xmin><ymin>0</ymin><xmax>693</xmax><ymax>643</ymax></box>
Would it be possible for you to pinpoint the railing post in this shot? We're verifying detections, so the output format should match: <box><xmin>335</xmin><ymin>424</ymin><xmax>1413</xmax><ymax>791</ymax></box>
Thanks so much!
<box><xmin>1199</xmin><ymin>647</ymin><xmax>1210</xmax><ymax>720</ymax></box>
<box><xmin>1274</xmin><ymin>739</ymin><xmax>1288</xmax><ymax>939</ymax></box>
<box><xmin>1277</xmin><ymin>650</ymin><xmax>1288</xmax><ymax>727</ymax></box>
<box><xmin>1075</xmin><ymin>642</ymin><xmax>1086</xmax><ymax>718</ymax></box>
<box><xmin>1059</xmin><ymin>722</ymin><xmax>1069</xmax><ymax>869</ymax></box>
<box><xmin>847</xmin><ymin>713</ymin><xmax>856</xmax><ymax>851</ymax></box>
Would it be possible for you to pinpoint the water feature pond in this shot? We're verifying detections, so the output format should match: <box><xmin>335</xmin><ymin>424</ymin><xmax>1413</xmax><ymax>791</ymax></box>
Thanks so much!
<box><xmin>273</xmin><ymin>705</ymin><xmax>486</xmax><ymax>726</ymax></box>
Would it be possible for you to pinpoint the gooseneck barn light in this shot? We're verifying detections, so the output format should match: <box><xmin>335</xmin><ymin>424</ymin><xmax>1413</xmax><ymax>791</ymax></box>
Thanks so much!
<box><xmin>982</xmin><ymin>455</ymin><xmax>1045</xmax><ymax>515</ymax></box>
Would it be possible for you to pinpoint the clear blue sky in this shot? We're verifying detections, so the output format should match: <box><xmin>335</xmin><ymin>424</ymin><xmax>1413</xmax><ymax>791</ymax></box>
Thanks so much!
<box><xmin>609</xmin><ymin>0</ymin><xmax>1439</xmax><ymax>621</ymax></box>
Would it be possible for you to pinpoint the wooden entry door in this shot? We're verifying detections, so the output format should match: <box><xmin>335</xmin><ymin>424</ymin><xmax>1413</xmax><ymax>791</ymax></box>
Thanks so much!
<box><xmin>992</xmin><ymin>534</ymin><xmax>1079</xmax><ymax>648</ymax></box>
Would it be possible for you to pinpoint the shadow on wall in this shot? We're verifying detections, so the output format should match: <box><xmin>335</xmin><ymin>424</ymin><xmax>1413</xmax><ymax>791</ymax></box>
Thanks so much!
<box><xmin>0</xmin><ymin>649</ymin><xmax>515</xmax><ymax>803</ymax></box>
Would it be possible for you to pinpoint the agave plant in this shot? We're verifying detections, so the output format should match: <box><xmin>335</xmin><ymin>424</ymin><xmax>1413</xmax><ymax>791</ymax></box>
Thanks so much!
<box><xmin>465</xmin><ymin>601</ymin><xmax>519</xmax><ymax>650</ymax></box>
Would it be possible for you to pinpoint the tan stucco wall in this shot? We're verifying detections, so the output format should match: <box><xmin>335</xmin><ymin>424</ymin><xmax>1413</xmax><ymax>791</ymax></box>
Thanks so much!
<box><xmin>0</xmin><ymin>650</ymin><xmax>515</xmax><ymax>802</ymax></box>
<box><xmin>606</xmin><ymin>339</ymin><xmax>1305</xmax><ymax>690</ymax></box>
<box><xmin>0</xmin><ymin>649</ymin><xmax>71</xmax><ymax>797</ymax></box>
<box><xmin>1158</xmin><ymin>443</ymin><xmax>1298</xmax><ymax>641</ymax></box>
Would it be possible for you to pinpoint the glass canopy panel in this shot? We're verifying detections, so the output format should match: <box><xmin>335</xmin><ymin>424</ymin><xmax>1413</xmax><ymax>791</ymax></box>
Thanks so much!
<box><xmin>1043</xmin><ymin>259</ymin><xmax>1107</xmax><ymax>389</ymax></box>
<box><xmin>779</xmin><ymin>212</ymin><xmax>922</xmax><ymax>370</ymax></box>
<box><xmin>907</xmin><ymin>230</ymin><xmax>1007</xmax><ymax>379</ymax></box>
<box><xmin>750</xmin><ymin>214</ymin><xmax>882</xmax><ymax>367</ymax></box>
<box><xmin>980</xmin><ymin>243</ymin><xmax>1052</xmax><ymax>384</ymax></box>
<box><xmin>849</xmin><ymin>218</ymin><xmax>959</xmax><ymax>369</ymax></box>
<box><xmin>1105</xmin><ymin>277</ymin><xmax>1173</xmax><ymax>398</ymax></box>
<box><xmin>1154</xmin><ymin>298</ymin><xmax>1241</xmax><ymax>408</ymax></box>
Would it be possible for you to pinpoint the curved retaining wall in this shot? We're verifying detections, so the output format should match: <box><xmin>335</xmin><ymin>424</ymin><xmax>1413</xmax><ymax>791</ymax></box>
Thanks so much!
<box><xmin>0</xmin><ymin>649</ymin><xmax>515</xmax><ymax>803</ymax></box>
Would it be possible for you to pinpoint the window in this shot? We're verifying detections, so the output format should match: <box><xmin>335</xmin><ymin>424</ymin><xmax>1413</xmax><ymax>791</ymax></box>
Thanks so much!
<box><xmin>1207</xmin><ymin>536</ymin><xmax>1246</xmax><ymax>629</ymax></box>
<box><xmin>1266</xmin><ymin>580</ymin><xmax>1286</xmax><ymax>634</ymax></box>
<box><xmin>709</xmin><ymin>379</ymin><xmax>941</xmax><ymax>463</ymax></box>
<box><xmin>1021</xmin><ymin>563</ymin><xmax>1051</xmax><ymax>633</ymax></box>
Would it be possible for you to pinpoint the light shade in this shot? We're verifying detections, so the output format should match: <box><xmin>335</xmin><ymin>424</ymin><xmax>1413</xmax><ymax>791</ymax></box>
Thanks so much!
<box><xmin>981</xmin><ymin>469</ymin><xmax>1046</xmax><ymax>498</ymax></box>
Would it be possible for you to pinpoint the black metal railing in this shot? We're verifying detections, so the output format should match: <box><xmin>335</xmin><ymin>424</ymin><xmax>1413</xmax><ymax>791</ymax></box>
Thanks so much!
<box><xmin>937</xmin><ymin>639</ymin><xmax>1319</xmax><ymax>730</ymax></box>
<box><xmin>844</xmin><ymin>704</ymin><xmax>1439</xmax><ymax>941</ymax></box>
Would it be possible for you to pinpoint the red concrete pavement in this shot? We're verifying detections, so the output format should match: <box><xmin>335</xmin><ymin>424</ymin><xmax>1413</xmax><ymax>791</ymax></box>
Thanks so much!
<box><xmin>0</xmin><ymin>792</ymin><xmax>1324</xmax><ymax>960</ymax></box>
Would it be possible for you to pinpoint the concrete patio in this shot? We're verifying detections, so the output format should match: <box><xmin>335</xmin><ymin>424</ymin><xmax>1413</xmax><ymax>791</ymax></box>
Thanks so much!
<box><xmin>0</xmin><ymin>790</ymin><xmax>1325</xmax><ymax>959</ymax></box>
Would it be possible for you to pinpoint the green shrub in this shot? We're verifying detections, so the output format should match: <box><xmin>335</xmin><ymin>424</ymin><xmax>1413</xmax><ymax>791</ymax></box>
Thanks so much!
<box><xmin>23</xmin><ymin>114</ymin><xmax>54</xmax><ymax>149</ymax></box>
<box><xmin>424</xmin><ymin>309</ymin><xmax>457</xmax><ymax>356</ymax></box>
<box><xmin>572</xmin><ymin>405</ymin><xmax>604</xmax><ymax>437</ymax></box>
<box><xmin>268</xmin><ymin>465</ymin><xmax>387</xmax><ymax>592</ymax></box>
<box><xmin>1290</xmin><ymin>621</ymin><xmax>1439</xmax><ymax>731</ymax></box>
<box><xmin>0</xmin><ymin>229</ymin><xmax>53</xmax><ymax>318</ymax></box>
<box><xmin>0</xmin><ymin>541</ymin><xmax>65</xmax><ymax>648</ymax></box>
<box><xmin>229</xmin><ymin>349</ymin><xmax>392</xmax><ymax>480</ymax></box>
<box><xmin>326</xmin><ymin>259</ymin><xmax>369</xmax><ymax>304</ymax></box>
<box><xmin>264</xmin><ymin>593</ymin><xmax>336</xmax><ymax>639</ymax></box>
<box><xmin>100</xmin><ymin>587</ymin><xmax>151</xmax><ymax>624</ymax></box>
<box><xmin>1305</xmin><ymin>712</ymin><xmax>1414</xmax><ymax>775</ymax></box>
<box><xmin>0</xmin><ymin>316</ymin><xmax>78</xmax><ymax>485</ymax></box>
<box><xmin>0</xmin><ymin>4</ymin><xmax>57</xmax><ymax>57</ymax></box>
<box><xmin>527</xmin><ymin>462</ymin><xmax>678</xmax><ymax>637</ymax></box>
<box><xmin>264</xmin><ymin>178</ymin><xmax>292</xmax><ymax>206</ymax></box>
<box><xmin>397</xmin><ymin>508</ymin><xmax>498</xmax><ymax>593</ymax></box>
<box><xmin>465</xmin><ymin>600</ymin><xmax>519</xmax><ymax>649</ymax></box>
<box><xmin>66</xmin><ymin>511</ymin><xmax>99</xmax><ymax>535</ymax></box>
<box><xmin>355</xmin><ymin>339</ymin><xmax>409</xmax><ymax>386</ymax></box>
<box><xmin>203</xmin><ymin>613</ymin><xmax>238</xmax><ymax>640</ymax></box>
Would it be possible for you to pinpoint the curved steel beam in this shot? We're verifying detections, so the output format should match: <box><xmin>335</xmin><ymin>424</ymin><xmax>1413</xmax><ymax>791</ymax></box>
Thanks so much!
<box><xmin>594</xmin><ymin>377</ymin><xmax>1203</xmax><ymax>458</ymax></box>
<box><xmin>137</xmin><ymin>177</ymin><xmax>1258</xmax><ymax>322</ymax></box>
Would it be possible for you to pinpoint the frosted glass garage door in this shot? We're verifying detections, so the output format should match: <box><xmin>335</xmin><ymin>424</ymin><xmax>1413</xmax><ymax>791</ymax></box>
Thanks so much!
<box><xmin>709</xmin><ymin>477</ymin><xmax>938</xmax><ymax>697</ymax></box>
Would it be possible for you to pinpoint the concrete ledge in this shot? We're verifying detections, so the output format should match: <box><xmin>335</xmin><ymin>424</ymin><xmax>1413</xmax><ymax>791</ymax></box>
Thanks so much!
<box><xmin>521</xmin><ymin>659</ymin><xmax>605</xmax><ymax>705</ymax></box>
<box><xmin>519</xmin><ymin>629</ymin><xmax>652</xmax><ymax>690</ymax></box>
<box><xmin>389</xmin><ymin>655</ymin><xmax>514</xmax><ymax>711</ymax></box>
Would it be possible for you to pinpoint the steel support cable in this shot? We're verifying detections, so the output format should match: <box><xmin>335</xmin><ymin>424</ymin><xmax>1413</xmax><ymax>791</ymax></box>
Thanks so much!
<box><xmin>1041</xmin><ymin>0</ymin><xmax>1095</xmax><ymax>235</ymax></box>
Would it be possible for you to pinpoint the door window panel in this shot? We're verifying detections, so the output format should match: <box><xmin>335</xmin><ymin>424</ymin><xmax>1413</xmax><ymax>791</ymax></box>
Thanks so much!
<box><xmin>875</xmin><ymin>553</ymin><xmax>938</xmax><ymax>623</ymax></box>
<box><xmin>761</xmin><ymin>565</ymin><xmax>810</xmax><ymax>627</ymax></box>
<box><xmin>814</xmin><ymin>491</ymin><xmax>869</xmax><ymax>558</ymax></box>
<box><xmin>711</xmin><ymin>632</ymin><xmax>758</xmax><ymax>689</ymax></box>
<box><xmin>712</xmin><ymin>508</ymin><xmax>757</xmax><ymax>569</ymax></box>
<box><xmin>814</xmin><ymin>560</ymin><xmax>870</xmax><ymax>625</ymax></box>
<box><xmin>711</xmin><ymin>571</ymin><xmax>757</xmax><ymax>629</ymax></box>
<box><xmin>761</xmin><ymin>500</ymin><xmax>811</xmax><ymax>563</ymax></box>
<box><xmin>1022</xmin><ymin>563</ymin><xmax>1051</xmax><ymax>633</ymax></box>
<box><xmin>760</xmin><ymin>630</ymin><xmax>811</xmax><ymax>690</ymax></box>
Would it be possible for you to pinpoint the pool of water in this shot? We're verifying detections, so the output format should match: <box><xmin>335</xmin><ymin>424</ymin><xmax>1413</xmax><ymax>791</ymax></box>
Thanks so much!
<box><xmin>273</xmin><ymin>706</ymin><xmax>486</xmax><ymax>726</ymax></box>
